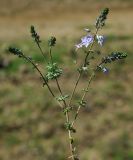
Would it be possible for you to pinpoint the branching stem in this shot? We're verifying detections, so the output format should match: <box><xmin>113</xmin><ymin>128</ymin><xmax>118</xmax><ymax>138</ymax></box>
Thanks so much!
<box><xmin>49</xmin><ymin>46</ymin><xmax>76</xmax><ymax>160</ymax></box>
<box><xmin>71</xmin><ymin>71</ymin><xmax>95</xmax><ymax>127</ymax></box>
<box><xmin>71</xmin><ymin>62</ymin><xmax>103</xmax><ymax>127</ymax></box>
<box><xmin>36</xmin><ymin>42</ymin><xmax>47</xmax><ymax>63</ymax></box>
<box><xmin>22</xmin><ymin>54</ymin><xmax>63</xmax><ymax>109</ymax></box>
<box><xmin>68</xmin><ymin>29</ymin><xmax>98</xmax><ymax>108</ymax></box>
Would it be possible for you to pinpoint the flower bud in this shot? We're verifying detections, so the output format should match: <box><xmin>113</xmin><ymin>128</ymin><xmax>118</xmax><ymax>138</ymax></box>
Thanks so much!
<box><xmin>48</xmin><ymin>36</ymin><xmax>56</xmax><ymax>47</ymax></box>
<box><xmin>95</xmin><ymin>8</ymin><xmax>109</xmax><ymax>29</ymax></box>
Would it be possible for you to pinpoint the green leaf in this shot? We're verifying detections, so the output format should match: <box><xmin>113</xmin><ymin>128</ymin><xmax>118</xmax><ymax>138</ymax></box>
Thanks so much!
<box><xmin>46</xmin><ymin>62</ymin><xmax>62</xmax><ymax>80</ymax></box>
<box><xmin>56</xmin><ymin>95</ymin><xmax>69</xmax><ymax>102</ymax></box>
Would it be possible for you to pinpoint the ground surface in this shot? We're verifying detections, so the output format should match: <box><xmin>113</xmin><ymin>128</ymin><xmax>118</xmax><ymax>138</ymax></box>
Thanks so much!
<box><xmin>0</xmin><ymin>0</ymin><xmax>133</xmax><ymax>160</ymax></box>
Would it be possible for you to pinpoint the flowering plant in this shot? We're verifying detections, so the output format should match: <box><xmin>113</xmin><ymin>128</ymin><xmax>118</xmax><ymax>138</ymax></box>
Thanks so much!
<box><xmin>8</xmin><ymin>8</ymin><xmax>127</xmax><ymax>160</ymax></box>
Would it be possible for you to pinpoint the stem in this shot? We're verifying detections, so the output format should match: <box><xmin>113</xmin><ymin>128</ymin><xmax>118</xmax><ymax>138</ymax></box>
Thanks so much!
<box><xmin>23</xmin><ymin>54</ymin><xmax>54</xmax><ymax>97</ymax></box>
<box><xmin>66</xmin><ymin>112</ymin><xmax>75</xmax><ymax>160</ymax></box>
<box><xmin>22</xmin><ymin>54</ymin><xmax>63</xmax><ymax>109</ymax></box>
<box><xmin>55</xmin><ymin>78</ymin><xmax>67</xmax><ymax>107</ymax></box>
<box><xmin>35</xmin><ymin>42</ymin><xmax>66</xmax><ymax>109</ymax></box>
<box><xmin>68</xmin><ymin>29</ymin><xmax>98</xmax><ymax>108</ymax></box>
<box><xmin>49</xmin><ymin>46</ymin><xmax>67</xmax><ymax>107</ymax></box>
<box><xmin>36</xmin><ymin>42</ymin><xmax>46</xmax><ymax>60</ymax></box>
<box><xmin>36</xmin><ymin>42</ymin><xmax>48</xmax><ymax>64</ymax></box>
<box><xmin>32</xmin><ymin>41</ymin><xmax>76</xmax><ymax>159</ymax></box>
<box><xmin>72</xmin><ymin>62</ymin><xmax>103</xmax><ymax>127</ymax></box>
<box><xmin>68</xmin><ymin>73</ymin><xmax>81</xmax><ymax>107</ymax></box>
<box><xmin>72</xmin><ymin>71</ymin><xmax>95</xmax><ymax>127</ymax></box>
<box><xmin>49</xmin><ymin>47</ymin><xmax>54</xmax><ymax>63</ymax></box>
<box><xmin>49</xmin><ymin>46</ymin><xmax>76</xmax><ymax>160</ymax></box>
<box><xmin>56</xmin><ymin>79</ymin><xmax>76</xmax><ymax>159</ymax></box>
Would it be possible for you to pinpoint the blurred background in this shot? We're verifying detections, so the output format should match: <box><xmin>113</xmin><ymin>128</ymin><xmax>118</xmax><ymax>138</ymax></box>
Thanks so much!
<box><xmin>0</xmin><ymin>0</ymin><xmax>133</xmax><ymax>160</ymax></box>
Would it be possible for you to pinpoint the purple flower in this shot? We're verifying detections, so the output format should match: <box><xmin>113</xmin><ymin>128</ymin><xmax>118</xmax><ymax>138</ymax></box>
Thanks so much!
<box><xmin>75</xmin><ymin>34</ymin><xmax>94</xmax><ymax>49</ymax></box>
<box><xmin>102</xmin><ymin>67</ymin><xmax>109</xmax><ymax>73</ymax></box>
<box><xmin>98</xmin><ymin>65</ymin><xmax>109</xmax><ymax>74</ymax></box>
<box><xmin>96</xmin><ymin>35</ymin><xmax>105</xmax><ymax>46</ymax></box>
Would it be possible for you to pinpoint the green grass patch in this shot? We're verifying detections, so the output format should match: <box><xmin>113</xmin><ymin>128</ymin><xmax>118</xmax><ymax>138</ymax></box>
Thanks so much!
<box><xmin>107</xmin><ymin>35</ymin><xmax>133</xmax><ymax>41</ymax></box>
<box><xmin>4</xmin><ymin>134</ymin><xmax>21</xmax><ymax>147</ymax></box>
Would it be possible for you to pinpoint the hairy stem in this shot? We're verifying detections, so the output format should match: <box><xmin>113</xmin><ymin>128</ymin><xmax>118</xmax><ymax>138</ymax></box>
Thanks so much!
<box><xmin>49</xmin><ymin>47</ymin><xmax>54</xmax><ymax>63</ymax></box>
<box><xmin>23</xmin><ymin>55</ymin><xmax>53</xmax><ymax>96</ymax></box>
<box><xmin>57</xmin><ymin>81</ymin><xmax>76</xmax><ymax>160</ymax></box>
<box><xmin>22</xmin><ymin>54</ymin><xmax>63</xmax><ymax>109</ymax></box>
<box><xmin>49</xmin><ymin>46</ymin><xmax>76</xmax><ymax>160</ymax></box>
<box><xmin>68</xmin><ymin>29</ymin><xmax>98</xmax><ymax>108</ymax></box>
<box><xmin>72</xmin><ymin>71</ymin><xmax>95</xmax><ymax>127</ymax></box>
<box><xmin>66</xmin><ymin>112</ymin><xmax>75</xmax><ymax>160</ymax></box>
<box><xmin>36</xmin><ymin>42</ymin><xmax>48</xmax><ymax>63</ymax></box>
<box><xmin>72</xmin><ymin>62</ymin><xmax>103</xmax><ymax>127</ymax></box>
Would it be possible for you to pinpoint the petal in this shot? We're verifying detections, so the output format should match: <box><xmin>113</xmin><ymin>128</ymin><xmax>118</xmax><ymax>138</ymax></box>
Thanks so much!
<box><xmin>96</xmin><ymin>35</ymin><xmax>105</xmax><ymax>46</ymax></box>
<box><xmin>81</xmin><ymin>36</ymin><xmax>87</xmax><ymax>43</ymax></box>
<box><xmin>75</xmin><ymin>43</ymin><xmax>83</xmax><ymax>49</ymax></box>
<box><xmin>103</xmin><ymin>67</ymin><xmax>109</xmax><ymax>73</ymax></box>
<box><xmin>75</xmin><ymin>34</ymin><xmax>94</xmax><ymax>49</ymax></box>
<box><xmin>84</xmin><ymin>42</ymin><xmax>90</xmax><ymax>48</ymax></box>
<box><xmin>84</xmin><ymin>28</ymin><xmax>91</xmax><ymax>32</ymax></box>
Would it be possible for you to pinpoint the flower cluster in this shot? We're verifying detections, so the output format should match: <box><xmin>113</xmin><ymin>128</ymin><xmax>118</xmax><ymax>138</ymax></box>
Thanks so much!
<box><xmin>45</xmin><ymin>63</ymin><xmax>62</xmax><ymax>80</ymax></box>
<box><xmin>75</xmin><ymin>34</ymin><xmax>94</xmax><ymax>49</ymax></box>
<box><xmin>75</xmin><ymin>34</ymin><xmax>105</xmax><ymax>50</ymax></box>
<box><xmin>8</xmin><ymin>47</ymin><xmax>23</xmax><ymax>58</ymax></box>
<box><xmin>97</xmin><ymin>52</ymin><xmax>127</xmax><ymax>74</ymax></box>
<box><xmin>102</xmin><ymin>52</ymin><xmax>127</xmax><ymax>63</ymax></box>
<box><xmin>30</xmin><ymin>25</ymin><xmax>41</xmax><ymax>43</ymax></box>
<box><xmin>48</xmin><ymin>36</ymin><xmax>56</xmax><ymax>47</ymax></box>
<box><xmin>95</xmin><ymin>8</ymin><xmax>109</xmax><ymax>29</ymax></box>
<box><xmin>96</xmin><ymin>35</ymin><xmax>105</xmax><ymax>46</ymax></box>
<box><xmin>97</xmin><ymin>65</ymin><xmax>109</xmax><ymax>74</ymax></box>
<box><xmin>75</xmin><ymin>8</ymin><xmax>108</xmax><ymax>50</ymax></box>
